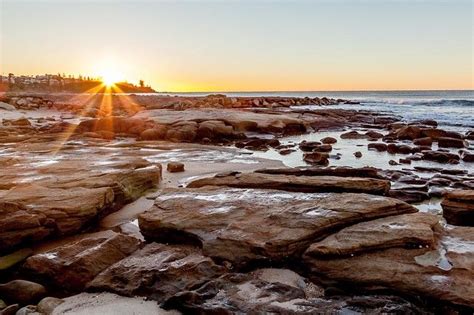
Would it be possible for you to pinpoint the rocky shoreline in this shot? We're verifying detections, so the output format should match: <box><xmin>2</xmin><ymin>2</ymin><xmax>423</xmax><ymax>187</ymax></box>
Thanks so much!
<box><xmin>0</xmin><ymin>93</ymin><xmax>473</xmax><ymax>314</ymax></box>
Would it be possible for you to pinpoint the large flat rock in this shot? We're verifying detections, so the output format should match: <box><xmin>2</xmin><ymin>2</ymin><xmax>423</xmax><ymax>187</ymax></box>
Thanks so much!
<box><xmin>88</xmin><ymin>243</ymin><xmax>227</xmax><ymax>302</ymax></box>
<box><xmin>307</xmin><ymin>213</ymin><xmax>439</xmax><ymax>257</ymax></box>
<box><xmin>23</xmin><ymin>231</ymin><xmax>141</xmax><ymax>291</ymax></box>
<box><xmin>135</xmin><ymin>108</ymin><xmax>306</xmax><ymax>133</ymax></box>
<box><xmin>187</xmin><ymin>172</ymin><xmax>390</xmax><ymax>195</ymax></box>
<box><xmin>304</xmin><ymin>221</ymin><xmax>474</xmax><ymax>307</ymax></box>
<box><xmin>139</xmin><ymin>188</ymin><xmax>416</xmax><ymax>266</ymax></box>
<box><xmin>0</xmin><ymin>156</ymin><xmax>161</xmax><ymax>253</ymax></box>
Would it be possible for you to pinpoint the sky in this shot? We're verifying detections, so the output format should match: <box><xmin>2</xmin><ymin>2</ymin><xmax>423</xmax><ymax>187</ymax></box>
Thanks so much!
<box><xmin>1</xmin><ymin>0</ymin><xmax>473</xmax><ymax>92</ymax></box>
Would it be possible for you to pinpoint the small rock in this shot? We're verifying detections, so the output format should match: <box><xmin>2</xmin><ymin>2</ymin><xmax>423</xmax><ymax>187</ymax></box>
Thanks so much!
<box><xmin>0</xmin><ymin>304</ymin><xmax>19</xmax><ymax>315</ymax></box>
<box><xmin>0</xmin><ymin>280</ymin><xmax>46</xmax><ymax>305</ymax></box>
<box><xmin>37</xmin><ymin>297</ymin><xmax>64</xmax><ymax>315</ymax></box>
<box><xmin>321</xmin><ymin>137</ymin><xmax>337</xmax><ymax>144</ymax></box>
<box><xmin>389</xmin><ymin>160</ymin><xmax>399</xmax><ymax>166</ymax></box>
<box><xmin>15</xmin><ymin>305</ymin><xmax>37</xmax><ymax>315</ymax></box>
<box><xmin>399</xmin><ymin>158</ymin><xmax>411</xmax><ymax>164</ymax></box>
<box><xmin>354</xmin><ymin>151</ymin><xmax>362</xmax><ymax>158</ymax></box>
<box><xmin>167</xmin><ymin>162</ymin><xmax>185</xmax><ymax>173</ymax></box>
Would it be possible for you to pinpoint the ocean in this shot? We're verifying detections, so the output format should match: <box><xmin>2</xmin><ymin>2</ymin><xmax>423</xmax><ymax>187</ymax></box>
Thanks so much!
<box><xmin>156</xmin><ymin>90</ymin><xmax>474</xmax><ymax>132</ymax></box>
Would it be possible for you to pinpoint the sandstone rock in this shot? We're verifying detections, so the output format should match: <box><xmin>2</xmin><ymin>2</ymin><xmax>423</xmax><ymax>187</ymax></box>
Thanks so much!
<box><xmin>0</xmin><ymin>158</ymin><xmax>161</xmax><ymax>253</ymax></box>
<box><xmin>306</xmin><ymin>213</ymin><xmax>438</xmax><ymax>257</ymax></box>
<box><xmin>303</xmin><ymin>152</ymin><xmax>329</xmax><ymax>165</ymax></box>
<box><xmin>395</xmin><ymin>126</ymin><xmax>421</xmax><ymax>140</ymax></box>
<box><xmin>365</xmin><ymin>130</ymin><xmax>383</xmax><ymax>139</ymax></box>
<box><xmin>298</xmin><ymin>140</ymin><xmax>321</xmax><ymax>152</ymax></box>
<box><xmin>387</xmin><ymin>143</ymin><xmax>417</xmax><ymax>154</ymax></box>
<box><xmin>196</xmin><ymin>120</ymin><xmax>234</xmax><ymax>139</ymax></box>
<box><xmin>166</xmin><ymin>162</ymin><xmax>184</xmax><ymax>173</ymax></box>
<box><xmin>51</xmin><ymin>292</ymin><xmax>175</xmax><ymax>315</ymax></box>
<box><xmin>441</xmin><ymin>190</ymin><xmax>474</xmax><ymax>226</ymax></box>
<box><xmin>135</xmin><ymin>108</ymin><xmax>306</xmax><ymax>135</ymax></box>
<box><xmin>0</xmin><ymin>187</ymin><xmax>113</xmax><ymax>253</ymax></box>
<box><xmin>256</xmin><ymin>166</ymin><xmax>383</xmax><ymax>179</ymax></box>
<box><xmin>23</xmin><ymin>232</ymin><xmax>141</xmax><ymax>291</ymax></box>
<box><xmin>437</xmin><ymin>137</ymin><xmax>468</xmax><ymax>148</ymax></box>
<box><xmin>461</xmin><ymin>151</ymin><xmax>474</xmax><ymax>162</ymax></box>
<box><xmin>420</xmin><ymin>128</ymin><xmax>463</xmax><ymax>140</ymax></box>
<box><xmin>140</xmin><ymin>127</ymin><xmax>166</xmax><ymax>140</ymax></box>
<box><xmin>15</xmin><ymin>305</ymin><xmax>37</xmax><ymax>315</ymax></box>
<box><xmin>139</xmin><ymin>188</ymin><xmax>416</xmax><ymax>266</ymax></box>
<box><xmin>368</xmin><ymin>142</ymin><xmax>387</xmax><ymax>152</ymax></box>
<box><xmin>188</xmin><ymin>172</ymin><xmax>390</xmax><ymax>195</ymax></box>
<box><xmin>304</xmin><ymin>224</ymin><xmax>474</xmax><ymax>307</ymax></box>
<box><xmin>320</xmin><ymin>136</ymin><xmax>337</xmax><ymax>144</ymax></box>
<box><xmin>422</xmin><ymin>150</ymin><xmax>460</xmax><ymax>163</ymax></box>
<box><xmin>37</xmin><ymin>297</ymin><xmax>64</xmax><ymax>315</ymax></box>
<box><xmin>0</xmin><ymin>102</ymin><xmax>16</xmax><ymax>111</ymax></box>
<box><xmin>413</xmin><ymin>137</ymin><xmax>433</xmax><ymax>146</ymax></box>
<box><xmin>0</xmin><ymin>304</ymin><xmax>19</xmax><ymax>315</ymax></box>
<box><xmin>164</xmin><ymin>269</ymin><xmax>425</xmax><ymax>314</ymax></box>
<box><xmin>88</xmin><ymin>243</ymin><xmax>226</xmax><ymax>302</ymax></box>
<box><xmin>388</xmin><ymin>189</ymin><xmax>430</xmax><ymax>203</ymax></box>
<box><xmin>0</xmin><ymin>280</ymin><xmax>46</xmax><ymax>305</ymax></box>
<box><xmin>340</xmin><ymin>130</ymin><xmax>366</xmax><ymax>139</ymax></box>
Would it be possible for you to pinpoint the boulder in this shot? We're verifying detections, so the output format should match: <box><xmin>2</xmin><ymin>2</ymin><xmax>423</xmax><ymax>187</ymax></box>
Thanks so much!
<box><xmin>303</xmin><ymin>152</ymin><xmax>329</xmax><ymax>165</ymax></box>
<box><xmin>365</xmin><ymin>130</ymin><xmax>383</xmax><ymax>139</ymax></box>
<box><xmin>353</xmin><ymin>151</ymin><xmax>362</xmax><ymax>158</ymax></box>
<box><xmin>422</xmin><ymin>151</ymin><xmax>460</xmax><ymax>164</ymax></box>
<box><xmin>23</xmin><ymin>232</ymin><xmax>141</xmax><ymax>291</ymax></box>
<box><xmin>0</xmin><ymin>280</ymin><xmax>46</xmax><ymax>305</ymax></box>
<box><xmin>139</xmin><ymin>188</ymin><xmax>416</xmax><ymax>267</ymax></box>
<box><xmin>395</xmin><ymin>126</ymin><xmax>421</xmax><ymax>140</ymax></box>
<box><xmin>298</xmin><ymin>141</ymin><xmax>321</xmax><ymax>152</ymax></box>
<box><xmin>413</xmin><ymin>137</ymin><xmax>433</xmax><ymax>146</ymax></box>
<box><xmin>420</xmin><ymin>128</ymin><xmax>463</xmax><ymax>140</ymax></box>
<box><xmin>441</xmin><ymin>190</ymin><xmax>474</xmax><ymax>226</ymax></box>
<box><xmin>437</xmin><ymin>137</ymin><xmax>467</xmax><ymax>148</ymax></box>
<box><xmin>320</xmin><ymin>136</ymin><xmax>337</xmax><ymax>144</ymax></box>
<box><xmin>188</xmin><ymin>172</ymin><xmax>390</xmax><ymax>195</ymax></box>
<box><xmin>37</xmin><ymin>297</ymin><xmax>64</xmax><ymax>315</ymax></box>
<box><xmin>340</xmin><ymin>131</ymin><xmax>366</xmax><ymax>139</ymax></box>
<box><xmin>368</xmin><ymin>142</ymin><xmax>387</xmax><ymax>152</ymax></box>
<box><xmin>140</xmin><ymin>126</ymin><xmax>167</xmax><ymax>140</ymax></box>
<box><xmin>88</xmin><ymin>243</ymin><xmax>226</xmax><ymax>302</ymax></box>
<box><xmin>461</xmin><ymin>151</ymin><xmax>474</xmax><ymax>162</ymax></box>
<box><xmin>166</xmin><ymin>162</ymin><xmax>185</xmax><ymax>173</ymax></box>
<box><xmin>304</xmin><ymin>223</ymin><xmax>474</xmax><ymax>308</ymax></box>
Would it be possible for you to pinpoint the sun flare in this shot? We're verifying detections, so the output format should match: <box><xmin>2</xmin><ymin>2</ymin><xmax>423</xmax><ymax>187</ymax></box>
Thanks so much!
<box><xmin>101</xmin><ymin>70</ymin><xmax>121</xmax><ymax>87</ymax></box>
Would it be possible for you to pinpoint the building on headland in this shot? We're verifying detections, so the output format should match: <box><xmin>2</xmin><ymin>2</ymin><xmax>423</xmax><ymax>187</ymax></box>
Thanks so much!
<box><xmin>0</xmin><ymin>73</ymin><xmax>156</xmax><ymax>93</ymax></box>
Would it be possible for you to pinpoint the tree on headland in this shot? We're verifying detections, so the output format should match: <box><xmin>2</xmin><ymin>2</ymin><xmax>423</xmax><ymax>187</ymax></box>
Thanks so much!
<box><xmin>139</xmin><ymin>80</ymin><xmax>144</xmax><ymax>88</ymax></box>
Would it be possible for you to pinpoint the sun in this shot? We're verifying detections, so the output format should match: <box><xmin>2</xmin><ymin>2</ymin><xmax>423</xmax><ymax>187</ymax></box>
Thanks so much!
<box><xmin>101</xmin><ymin>69</ymin><xmax>122</xmax><ymax>87</ymax></box>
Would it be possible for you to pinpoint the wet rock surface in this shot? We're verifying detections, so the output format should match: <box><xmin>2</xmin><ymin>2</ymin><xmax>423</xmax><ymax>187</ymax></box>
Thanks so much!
<box><xmin>163</xmin><ymin>268</ymin><xmax>426</xmax><ymax>314</ymax></box>
<box><xmin>88</xmin><ymin>243</ymin><xmax>226</xmax><ymax>302</ymax></box>
<box><xmin>0</xmin><ymin>93</ymin><xmax>472</xmax><ymax>313</ymax></box>
<box><xmin>188</xmin><ymin>171</ymin><xmax>390</xmax><ymax>195</ymax></box>
<box><xmin>304</xmin><ymin>222</ymin><xmax>474</xmax><ymax>307</ymax></box>
<box><xmin>23</xmin><ymin>231</ymin><xmax>141</xmax><ymax>291</ymax></box>
<box><xmin>0</xmin><ymin>157</ymin><xmax>160</xmax><ymax>253</ymax></box>
<box><xmin>139</xmin><ymin>188</ymin><xmax>416</xmax><ymax>266</ymax></box>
